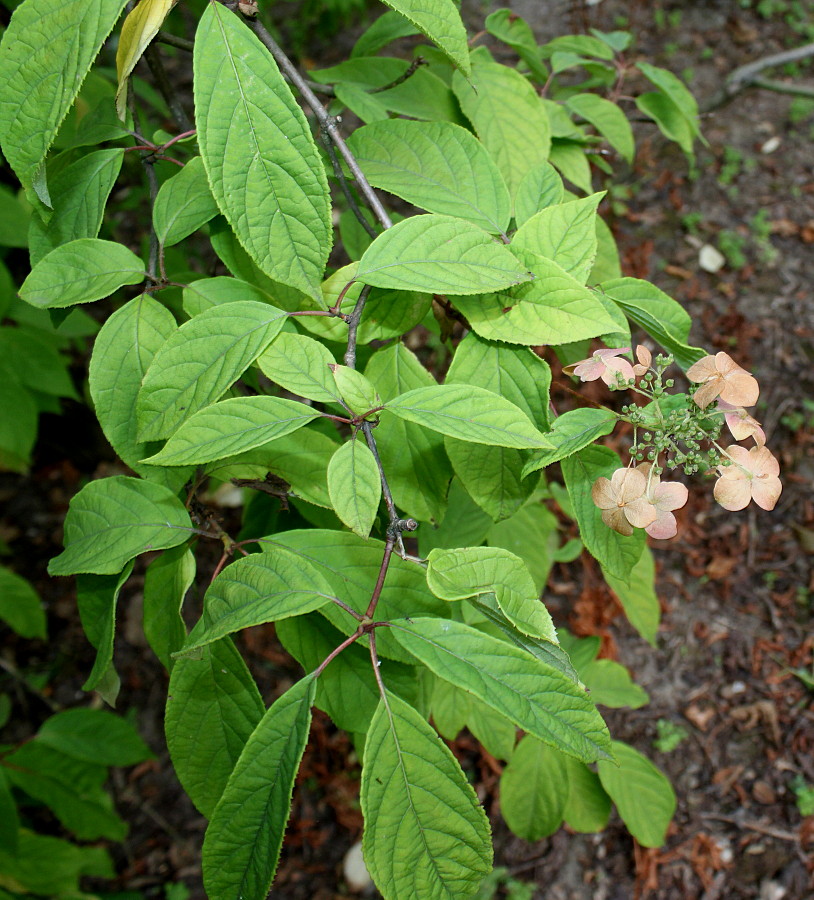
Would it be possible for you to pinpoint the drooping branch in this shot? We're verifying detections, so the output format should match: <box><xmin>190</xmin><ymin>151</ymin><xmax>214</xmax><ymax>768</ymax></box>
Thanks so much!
<box><xmin>144</xmin><ymin>43</ymin><xmax>194</xmax><ymax>132</ymax></box>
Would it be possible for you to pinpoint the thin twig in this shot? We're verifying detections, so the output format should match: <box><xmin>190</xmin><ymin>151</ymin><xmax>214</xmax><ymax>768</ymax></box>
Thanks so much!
<box><xmin>156</xmin><ymin>30</ymin><xmax>194</xmax><ymax>53</ymax></box>
<box><xmin>749</xmin><ymin>76</ymin><xmax>814</xmax><ymax>99</ymax></box>
<box><xmin>128</xmin><ymin>99</ymin><xmax>160</xmax><ymax>281</ymax></box>
<box><xmin>242</xmin><ymin>15</ymin><xmax>393</xmax><ymax>230</ymax></box>
<box><xmin>699</xmin><ymin>812</ymin><xmax>800</xmax><ymax>842</ymax></box>
<box><xmin>314</xmin><ymin>629</ymin><xmax>364</xmax><ymax>677</ymax></box>
<box><xmin>344</xmin><ymin>285</ymin><xmax>372</xmax><ymax>368</ymax></box>
<box><xmin>369</xmin><ymin>632</ymin><xmax>388</xmax><ymax>699</ymax></box>
<box><xmin>320</xmin><ymin>132</ymin><xmax>378</xmax><ymax>240</ymax></box>
<box><xmin>144</xmin><ymin>44</ymin><xmax>194</xmax><ymax>132</ymax></box>
<box><xmin>365</xmin><ymin>537</ymin><xmax>395</xmax><ymax>619</ymax></box>
<box><xmin>368</xmin><ymin>56</ymin><xmax>426</xmax><ymax>94</ymax></box>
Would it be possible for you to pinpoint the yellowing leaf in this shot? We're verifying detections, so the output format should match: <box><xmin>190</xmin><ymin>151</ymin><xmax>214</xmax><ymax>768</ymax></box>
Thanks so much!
<box><xmin>116</xmin><ymin>0</ymin><xmax>180</xmax><ymax>119</ymax></box>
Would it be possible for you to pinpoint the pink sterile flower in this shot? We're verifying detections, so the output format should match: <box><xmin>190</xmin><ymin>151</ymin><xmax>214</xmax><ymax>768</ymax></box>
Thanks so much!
<box><xmin>633</xmin><ymin>345</ymin><xmax>652</xmax><ymax>377</ymax></box>
<box><xmin>564</xmin><ymin>347</ymin><xmax>636</xmax><ymax>387</ymax></box>
<box><xmin>635</xmin><ymin>464</ymin><xmax>689</xmax><ymax>540</ymax></box>
<box><xmin>592</xmin><ymin>467</ymin><xmax>657</xmax><ymax>536</ymax></box>
<box><xmin>686</xmin><ymin>351</ymin><xmax>759</xmax><ymax>410</ymax></box>
<box><xmin>714</xmin><ymin>445</ymin><xmax>782</xmax><ymax>512</ymax></box>
<box><xmin>717</xmin><ymin>399</ymin><xmax>766</xmax><ymax>447</ymax></box>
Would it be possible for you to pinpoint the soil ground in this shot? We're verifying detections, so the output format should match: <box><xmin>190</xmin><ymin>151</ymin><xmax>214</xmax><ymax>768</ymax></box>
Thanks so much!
<box><xmin>1</xmin><ymin>1</ymin><xmax>813</xmax><ymax>899</ymax></box>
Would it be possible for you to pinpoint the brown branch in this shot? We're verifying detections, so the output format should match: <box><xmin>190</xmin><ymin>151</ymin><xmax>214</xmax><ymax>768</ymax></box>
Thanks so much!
<box><xmin>144</xmin><ymin>44</ymin><xmax>194</xmax><ymax>132</ymax></box>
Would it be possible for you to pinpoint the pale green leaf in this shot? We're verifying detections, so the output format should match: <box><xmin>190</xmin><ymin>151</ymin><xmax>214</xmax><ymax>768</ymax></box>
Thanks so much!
<box><xmin>523</xmin><ymin>408</ymin><xmax>617</xmax><ymax>477</ymax></box>
<box><xmin>500</xmin><ymin>736</ymin><xmax>568</xmax><ymax>840</ymax></box>
<box><xmin>153</xmin><ymin>156</ymin><xmax>219</xmax><ymax>247</ymax></box>
<box><xmin>385</xmin><ymin>384</ymin><xmax>553</xmax><ymax>449</ymax></box>
<box><xmin>393</xmin><ymin>618</ymin><xmax>612</xmax><ymax>761</ymax></box>
<box><xmin>258</xmin><ymin>331</ymin><xmax>340</xmax><ymax>403</ymax></box>
<box><xmin>581</xmin><ymin>659</ymin><xmax>649</xmax><ymax>709</ymax></box>
<box><xmin>194</xmin><ymin>3</ymin><xmax>331</xmax><ymax>299</ymax></box>
<box><xmin>602</xmin><ymin>546</ymin><xmax>660</xmax><ymax>645</ymax></box>
<box><xmin>144</xmin><ymin>396</ymin><xmax>321</xmax><ymax>466</ymax></box>
<box><xmin>514</xmin><ymin>161</ymin><xmax>565</xmax><ymax>227</ymax></box>
<box><xmin>330</xmin><ymin>364</ymin><xmax>380</xmax><ymax>413</ymax></box>
<box><xmin>365</xmin><ymin>343</ymin><xmax>451</xmax><ymax>523</ymax></box>
<box><xmin>49</xmin><ymin>476</ymin><xmax>194</xmax><ymax>576</ymax></box>
<box><xmin>599</xmin><ymin>276</ymin><xmax>705</xmax><ymax>369</ymax></box>
<box><xmin>379</xmin><ymin>0</ymin><xmax>470</xmax><ymax>74</ymax></box>
<box><xmin>549</xmin><ymin>140</ymin><xmax>593</xmax><ymax>193</ymax></box>
<box><xmin>637</xmin><ymin>62</ymin><xmax>701</xmax><ymax>138</ymax></box>
<box><xmin>566</xmin><ymin>94</ymin><xmax>634</xmax><ymax>162</ymax></box>
<box><xmin>453</xmin><ymin>254</ymin><xmax>618</xmax><ymax>346</ymax></box>
<box><xmin>202</xmin><ymin>675</ymin><xmax>316</xmax><ymax>900</ymax></box>
<box><xmin>427</xmin><ymin>546</ymin><xmax>556</xmax><ymax>641</ymax></box>
<box><xmin>561</xmin><ymin>446</ymin><xmax>645</xmax><ymax>582</ymax></box>
<box><xmin>36</xmin><ymin>708</ymin><xmax>152</xmax><ymax>765</ymax></box>
<box><xmin>377</xmin><ymin>66</ymin><xmax>461</xmax><ymax>121</ymax></box>
<box><xmin>19</xmin><ymin>239</ymin><xmax>144</xmax><ymax>309</ymax></box>
<box><xmin>28</xmin><ymin>149</ymin><xmax>123</xmax><ymax>265</ymax></box>
<box><xmin>431</xmin><ymin>677</ymin><xmax>471</xmax><ymax>740</ymax></box>
<box><xmin>137</xmin><ymin>300</ymin><xmax>288</xmax><ymax>441</ymax></box>
<box><xmin>166</xmin><ymin>638</ymin><xmax>264</xmax><ymax>817</ymax></box>
<box><xmin>327</xmin><ymin>440</ymin><xmax>381</xmax><ymax>538</ymax></box>
<box><xmin>361</xmin><ymin>690</ymin><xmax>492</xmax><ymax>900</ymax></box>
<box><xmin>335</xmin><ymin>82</ymin><xmax>390</xmax><ymax>123</ymax></box>
<box><xmin>635</xmin><ymin>92</ymin><xmax>696</xmax><ymax>157</ymax></box>
<box><xmin>180</xmin><ymin>550</ymin><xmax>336</xmax><ymax>655</ymax></box>
<box><xmin>452</xmin><ymin>60</ymin><xmax>551</xmax><ymax>198</ymax></box>
<box><xmin>591</xmin><ymin>214</ymin><xmax>623</xmax><ymax>283</ymax></box>
<box><xmin>0</xmin><ymin>566</ymin><xmax>46</xmax><ymax>639</ymax></box>
<box><xmin>513</xmin><ymin>193</ymin><xmax>604</xmax><ymax>283</ymax></box>
<box><xmin>466</xmin><ymin>697</ymin><xmax>517</xmax><ymax>761</ymax></box>
<box><xmin>347</xmin><ymin>119</ymin><xmax>510</xmax><ymax>233</ymax></box>
<box><xmin>143</xmin><ymin>544</ymin><xmax>194</xmax><ymax>670</ymax></box>
<box><xmin>356</xmin><ymin>214</ymin><xmax>531</xmax><ymax>294</ymax></box>
<box><xmin>88</xmin><ymin>294</ymin><xmax>178</xmax><ymax>476</ymax></box>
<box><xmin>561</xmin><ymin>756</ymin><xmax>611</xmax><ymax>833</ymax></box>
<box><xmin>485</xmin><ymin>9</ymin><xmax>548</xmax><ymax>82</ymax></box>
<box><xmin>597</xmin><ymin>741</ymin><xmax>676</xmax><ymax>847</ymax></box>
<box><xmin>0</xmin><ymin>0</ymin><xmax>129</xmax><ymax>203</ymax></box>
<box><xmin>182</xmin><ymin>276</ymin><xmax>278</xmax><ymax>319</ymax></box>
<box><xmin>116</xmin><ymin>0</ymin><xmax>179</xmax><ymax>118</ymax></box>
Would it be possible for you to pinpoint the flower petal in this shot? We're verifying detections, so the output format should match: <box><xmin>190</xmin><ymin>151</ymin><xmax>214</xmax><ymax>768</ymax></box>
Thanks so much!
<box><xmin>652</xmin><ymin>481</ymin><xmax>689</xmax><ymax>512</ymax></box>
<box><xmin>601</xmin><ymin>506</ymin><xmax>634</xmax><ymax>536</ymax></box>
<box><xmin>625</xmin><ymin>496</ymin><xmax>658</xmax><ymax>528</ymax></box>
<box><xmin>635</xmin><ymin>345</ymin><xmax>652</xmax><ymax>368</ymax></box>
<box><xmin>686</xmin><ymin>355</ymin><xmax>718</xmax><ymax>383</ymax></box>
<box><xmin>713</xmin><ymin>471</ymin><xmax>751</xmax><ymax>511</ymax></box>
<box><xmin>591</xmin><ymin>476</ymin><xmax>616</xmax><ymax>510</ymax></box>
<box><xmin>645</xmin><ymin>509</ymin><xmax>678</xmax><ymax>540</ymax></box>
<box><xmin>751</xmin><ymin>475</ymin><xmax>782</xmax><ymax>511</ymax></box>
<box><xmin>720</xmin><ymin>370</ymin><xmax>759</xmax><ymax>407</ymax></box>
<box><xmin>692</xmin><ymin>379</ymin><xmax>723</xmax><ymax>410</ymax></box>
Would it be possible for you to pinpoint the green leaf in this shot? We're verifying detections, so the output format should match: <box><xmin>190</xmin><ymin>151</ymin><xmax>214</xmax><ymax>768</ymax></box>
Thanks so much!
<box><xmin>180</xmin><ymin>550</ymin><xmax>335</xmax><ymax>655</ymax></box>
<box><xmin>327</xmin><ymin>440</ymin><xmax>381</xmax><ymax>538</ymax></box>
<box><xmin>365</xmin><ymin>343</ymin><xmax>451</xmax><ymax>523</ymax></box>
<box><xmin>116</xmin><ymin>0</ymin><xmax>178</xmax><ymax>118</ymax></box>
<box><xmin>194</xmin><ymin>3</ymin><xmax>331</xmax><ymax>299</ymax></box>
<box><xmin>591</xmin><ymin>215</ymin><xmax>623</xmax><ymax>284</ymax></box>
<box><xmin>143</xmin><ymin>396</ymin><xmax>321</xmax><ymax>466</ymax></box>
<box><xmin>514</xmin><ymin>161</ymin><xmax>565</xmax><ymax>228</ymax></box>
<box><xmin>485</xmin><ymin>9</ymin><xmax>548</xmax><ymax>82</ymax></box>
<box><xmin>602</xmin><ymin>546</ymin><xmax>660</xmax><ymax>645</ymax></box>
<box><xmin>19</xmin><ymin>239</ymin><xmax>144</xmax><ymax>309</ymax></box>
<box><xmin>330</xmin><ymin>364</ymin><xmax>380</xmax><ymax>413</ymax></box>
<box><xmin>378</xmin><ymin>0</ymin><xmax>470</xmax><ymax>75</ymax></box>
<box><xmin>487</xmin><ymin>499</ymin><xmax>559</xmax><ymax>592</ymax></box>
<box><xmin>361</xmin><ymin>690</ymin><xmax>492</xmax><ymax>900</ymax></box>
<box><xmin>76</xmin><ymin>562</ymin><xmax>133</xmax><ymax>702</ymax></box>
<box><xmin>277</xmin><ymin>613</ymin><xmax>417</xmax><ymax>734</ymax></box>
<box><xmin>580</xmin><ymin>659</ymin><xmax>649</xmax><ymax>709</ymax></box>
<box><xmin>523</xmin><ymin>408</ymin><xmax>618</xmax><ymax>477</ymax></box>
<box><xmin>0</xmin><ymin>0</ymin><xmax>129</xmax><ymax>204</ymax></box>
<box><xmin>561</xmin><ymin>756</ymin><xmax>611</xmax><ymax>833</ymax></box>
<box><xmin>467</xmin><ymin>697</ymin><xmax>517</xmax><ymax>761</ymax></box>
<box><xmin>36</xmin><ymin>708</ymin><xmax>152</xmax><ymax>765</ymax></box>
<box><xmin>166</xmin><ymin>638</ymin><xmax>264</xmax><ymax>818</ymax></box>
<box><xmin>0</xmin><ymin>830</ymin><xmax>112</xmax><ymax>896</ymax></box>
<box><xmin>356</xmin><ymin>214</ymin><xmax>531</xmax><ymax>294</ymax></box>
<box><xmin>258</xmin><ymin>331</ymin><xmax>340</xmax><ymax>403</ymax></box>
<box><xmin>561</xmin><ymin>446</ymin><xmax>645</xmax><ymax>582</ymax></box>
<box><xmin>548</xmin><ymin>140</ymin><xmax>593</xmax><ymax>194</ymax></box>
<box><xmin>0</xmin><ymin>383</ymin><xmax>37</xmax><ymax>473</ymax></box>
<box><xmin>137</xmin><ymin>300</ymin><xmax>288</xmax><ymax>441</ymax></box>
<box><xmin>143</xmin><ymin>543</ymin><xmax>194</xmax><ymax>670</ymax></box>
<box><xmin>636</xmin><ymin>62</ymin><xmax>701</xmax><ymax>139</ymax></box>
<box><xmin>0</xmin><ymin>327</ymin><xmax>77</xmax><ymax>400</ymax></box>
<box><xmin>452</xmin><ymin>60</ymin><xmax>551</xmax><ymax>198</ymax></box>
<box><xmin>182</xmin><ymin>276</ymin><xmax>277</xmax><ymax>317</ymax></box>
<box><xmin>385</xmin><ymin>384</ymin><xmax>553</xmax><ymax>449</ymax></box>
<box><xmin>393</xmin><ymin>618</ymin><xmax>612</xmax><ymax>762</ymax></box>
<box><xmin>540</xmin><ymin>34</ymin><xmax>614</xmax><ymax>61</ymax></box>
<box><xmin>28</xmin><ymin>149</ymin><xmax>124</xmax><ymax>265</ymax></box>
<box><xmin>635</xmin><ymin>91</ymin><xmax>696</xmax><ymax>157</ymax></box>
<box><xmin>453</xmin><ymin>253</ymin><xmax>618</xmax><ymax>346</ymax></box>
<box><xmin>89</xmin><ymin>294</ymin><xmax>178</xmax><ymax>476</ymax></box>
<box><xmin>0</xmin><ymin>185</ymin><xmax>30</xmax><ymax>248</ymax></box>
<box><xmin>513</xmin><ymin>193</ymin><xmax>604</xmax><ymax>283</ymax></box>
<box><xmin>0</xmin><ymin>566</ymin><xmax>46</xmax><ymax>638</ymax></box>
<box><xmin>566</xmin><ymin>94</ymin><xmax>634</xmax><ymax>163</ymax></box>
<box><xmin>431</xmin><ymin>676</ymin><xmax>471</xmax><ymax>740</ymax></box>
<box><xmin>0</xmin><ymin>769</ymin><xmax>19</xmax><ymax>853</ymax></box>
<box><xmin>347</xmin><ymin>120</ymin><xmax>510</xmax><ymax>234</ymax></box>
<box><xmin>597</xmin><ymin>741</ymin><xmax>676</xmax><ymax>847</ymax></box>
<box><xmin>500</xmin><ymin>736</ymin><xmax>568</xmax><ymax>840</ymax></box>
<box><xmin>376</xmin><ymin>66</ymin><xmax>461</xmax><ymax>121</ymax></box>
<box><xmin>3</xmin><ymin>743</ymin><xmax>127</xmax><ymax>840</ymax></box>
<box><xmin>202</xmin><ymin>674</ymin><xmax>316</xmax><ymax>900</ymax></box>
<box><xmin>273</xmin><ymin>529</ymin><xmax>444</xmax><ymax>664</ymax></box>
<box><xmin>598</xmin><ymin>277</ymin><xmax>705</xmax><ymax>369</ymax></box>
<box><xmin>352</xmin><ymin>10</ymin><xmax>419</xmax><ymax>57</ymax></box>
<box><xmin>49</xmin><ymin>476</ymin><xmax>194</xmax><ymax>576</ymax></box>
<box><xmin>427</xmin><ymin>547</ymin><xmax>556</xmax><ymax>642</ymax></box>
<box><xmin>153</xmin><ymin>156</ymin><xmax>219</xmax><ymax>247</ymax></box>
<box><xmin>418</xmin><ymin>478</ymin><xmax>491</xmax><ymax>555</ymax></box>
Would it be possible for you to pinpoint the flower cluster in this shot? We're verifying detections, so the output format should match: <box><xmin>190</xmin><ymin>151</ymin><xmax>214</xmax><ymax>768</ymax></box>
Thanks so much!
<box><xmin>565</xmin><ymin>346</ymin><xmax>781</xmax><ymax>538</ymax></box>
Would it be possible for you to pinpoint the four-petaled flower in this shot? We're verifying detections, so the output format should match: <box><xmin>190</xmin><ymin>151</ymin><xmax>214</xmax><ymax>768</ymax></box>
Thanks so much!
<box><xmin>714</xmin><ymin>445</ymin><xmax>782</xmax><ymax>511</ymax></box>
<box><xmin>686</xmin><ymin>351</ymin><xmax>759</xmax><ymax>410</ymax></box>
<box><xmin>564</xmin><ymin>347</ymin><xmax>635</xmax><ymax>387</ymax></box>
<box><xmin>591</xmin><ymin>467</ymin><xmax>656</xmax><ymax>536</ymax></box>
<box><xmin>636</xmin><ymin>464</ymin><xmax>689</xmax><ymax>540</ymax></box>
<box><xmin>717</xmin><ymin>399</ymin><xmax>766</xmax><ymax>446</ymax></box>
